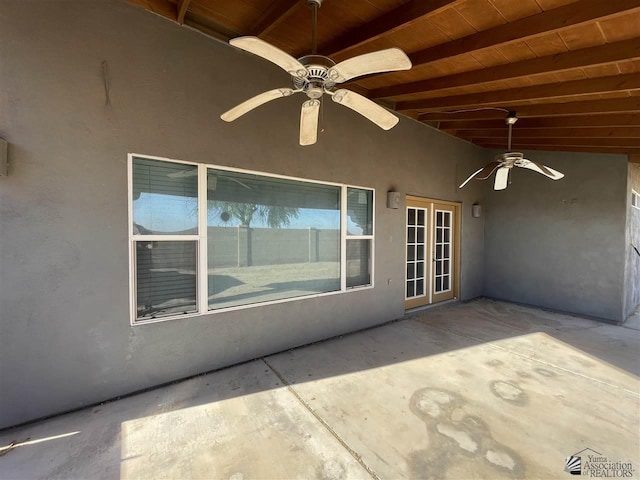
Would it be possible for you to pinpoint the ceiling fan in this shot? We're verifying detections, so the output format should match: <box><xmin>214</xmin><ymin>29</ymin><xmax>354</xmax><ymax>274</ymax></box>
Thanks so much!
<box><xmin>459</xmin><ymin>112</ymin><xmax>565</xmax><ymax>191</ymax></box>
<box><xmin>220</xmin><ymin>0</ymin><xmax>412</xmax><ymax>146</ymax></box>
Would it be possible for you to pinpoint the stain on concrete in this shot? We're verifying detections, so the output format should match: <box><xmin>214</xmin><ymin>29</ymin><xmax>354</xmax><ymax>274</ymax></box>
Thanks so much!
<box><xmin>516</xmin><ymin>371</ymin><xmax>532</xmax><ymax>378</ymax></box>
<box><xmin>486</xmin><ymin>359</ymin><xmax>504</xmax><ymax>367</ymax></box>
<box><xmin>436</xmin><ymin>423</ymin><xmax>478</xmax><ymax>452</ymax></box>
<box><xmin>490</xmin><ymin>381</ymin><xmax>528</xmax><ymax>406</ymax></box>
<box><xmin>317</xmin><ymin>459</ymin><xmax>346</xmax><ymax>480</ymax></box>
<box><xmin>456</xmin><ymin>369</ymin><xmax>472</xmax><ymax>377</ymax></box>
<box><xmin>409</xmin><ymin>388</ymin><xmax>525</xmax><ymax>479</ymax></box>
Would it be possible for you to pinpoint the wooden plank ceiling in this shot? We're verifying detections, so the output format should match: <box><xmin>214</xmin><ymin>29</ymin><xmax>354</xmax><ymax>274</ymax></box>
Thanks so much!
<box><xmin>127</xmin><ymin>0</ymin><xmax>640</xmax><ymax>156</ymax></box>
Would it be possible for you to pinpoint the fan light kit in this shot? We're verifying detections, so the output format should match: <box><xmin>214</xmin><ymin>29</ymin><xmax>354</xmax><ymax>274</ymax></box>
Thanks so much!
<box><xmin>459</xmin><ymin>112</ymin><xmax>565</xmax><ymax>191</ymax></box>
<box><xmin>220</xmin><ymin>0</ymin><xmax>412</xmax><ymax>146</ymax></box>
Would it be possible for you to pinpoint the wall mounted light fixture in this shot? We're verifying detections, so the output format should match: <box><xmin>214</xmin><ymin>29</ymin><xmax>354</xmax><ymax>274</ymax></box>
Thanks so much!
<box><xmin>472</xmin><ymin>203</ymin><xmax>482</xmax><ymax>218</ymax></box>
<box><xmin>387</xmin><ymin>191</ymin><xmax>401</xmax><ymax>209</ymax></box>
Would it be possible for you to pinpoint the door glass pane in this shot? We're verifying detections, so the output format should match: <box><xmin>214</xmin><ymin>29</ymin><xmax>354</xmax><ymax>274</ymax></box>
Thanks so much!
<box><xmin>408</xmin><ymin>227</ymin><xmax>415</xmax><ymax>243</ymax></box>
<box><xmin>417</xmin><ymin>209</ymin><xmax>425</xmax><ymax>225</ymax></box>
<box><xmin>417</xmin><ymin>245</ymin><xmax>425</xmax><ymax>260</ymax></box>
<box><xmin>207</xmin><ymin>169</ymin><xmax>341</xmax><ymax>309</ymax></box>
<box><xmin>407</xmin><ymin>263</ymin><xmax>415</xmax><ymax>280</ymax></box>
<box><xmin>416</xmin><ymin>262</ymin><xmax>424</xmax><ymax>278</ymax></box>
<box><xmin>407</xmin><ymin>280</ymin><xmax>414</xmax><ymax>298</ymax></box>
<box><xmin>136</xmin><ymin>240</ymin><xmax>197</xmax><ymax>320</ymax></box>
<box><xmin>132</xmin><ymin>158</ymin><xmax>198</xmax><ymax>235</ymax></box>
<box><xmin>416</xmin><ymin>279</ymin><xmax>424</xmax><ymax>296</ymax></box>
<box><xmin>417</xmin><ymin>226</ymin><xmax>425</xmax><ymax>243</ymax></box>
<box><xmin>407</xmin><ymin>245</ymin><xmax>415</xmax><ymax>261</ymax></box>
<box><xmin>408</xmin><ymin>208</ymin><xmax>416</xmax><ymax>225</ymax></box>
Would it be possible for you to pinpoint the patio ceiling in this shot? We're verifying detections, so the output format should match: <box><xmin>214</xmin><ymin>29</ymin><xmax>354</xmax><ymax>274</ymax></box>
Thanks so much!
<box><xmin>126</xmin><ymin>0</ymin><xmax>640</xmax><ymax>159</ymax></box>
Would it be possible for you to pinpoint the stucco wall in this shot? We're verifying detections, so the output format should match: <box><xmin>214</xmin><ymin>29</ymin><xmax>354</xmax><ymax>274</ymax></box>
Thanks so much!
<box><xmin>0</xmin><ymin>0</ymin><xmax>486</xmax><ymax>428</ymax></box>
<box><xmin>624</xmin><ymin>162</ymin><xmax>640</xmax><ymax>319</ymax></box>
<box><xmin>483</xmin><ymin>150</ymin><xmax>628</xmax><ymax>322</ymax></box>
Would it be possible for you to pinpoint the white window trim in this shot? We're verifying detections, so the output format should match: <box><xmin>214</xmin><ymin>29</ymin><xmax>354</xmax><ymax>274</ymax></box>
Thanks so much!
<box><xmin>128</xmin><ymin>153</ymin><xmax>375</xmax><ymax>326</ymax></box>
<box><xmin>632</xmin><ymin>189</ymin><xmax>640</xmax><ymax>210</ymax></box>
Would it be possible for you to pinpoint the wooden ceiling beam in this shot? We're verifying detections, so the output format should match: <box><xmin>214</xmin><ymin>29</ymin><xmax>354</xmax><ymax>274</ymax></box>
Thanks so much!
<box><xmin>476</xmin><ymin>144</ymin><xmax>640</xmax><ymax>155</ymax></box>
<box><xmin>126</xmin><ymin>0</ymin><xmax>176</xmax><ymax>22</ymax></box>
<box><xmin>437</xmin><ymin>114</ymin><xmax>640</xmax><ymax>130</ymax></box>
<box><xmin>453</xmin><ymin>127</ymin><xmax>640</xmax><ymax>139</ymax></box>
<box><xmin>249</xmin><ymin>0</ymin><xmax>300</xmax><ymax>37</ymax></box>
<box><xmin>418</xmin><ymin>97</ymin><xmax>640</xmax><ymax>121</ymax></box>
<box><xmin>371</xmin><ymin>38</ymin><xmax>640</xmax><ymax>99</ymax></box>
<box><xmin>407</xmin><ymin>0</ymin><xmax>640</xmax><ymax>69</ymax></box>
<box><xmin>176</xmin><ymin>0</ymin><xmax>191</xmax><ymax>24</ymax></box>
<box><xmin>319</xmin><ymin>0</ymin><xmax>464</xmax><ymax>58</ymax></box>
<box><xmin>397</xmin><ymin>74</ymin><xmax>640</xmax><ymax>111</ymax></box>
<box><xmin>629</xmin><ymin>154</ymin><xmax>640</xmax><ymax>163</ymax></box>
<box><xmin>473</xmin><ymin>137</ymin><xmax>640</xmax><ymax>147</ymax></box>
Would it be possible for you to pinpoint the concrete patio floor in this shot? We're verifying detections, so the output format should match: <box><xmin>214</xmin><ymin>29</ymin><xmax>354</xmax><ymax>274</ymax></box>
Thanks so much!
<box><xmin>1</xmin><ymin>299</ymin><xmax>639</xmax><ymax>479</ymax></box>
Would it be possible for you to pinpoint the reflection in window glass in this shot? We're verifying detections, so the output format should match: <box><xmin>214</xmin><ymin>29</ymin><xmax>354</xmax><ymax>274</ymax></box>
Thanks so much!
<box><xmin>206</xmin><ymin>169</ymin><xmax>341</xmax><ymax>310</ymax></box>
<box><xmin>347</xmin><ymin>188</ymin><xmax>373</xmax><ymax>235</ymax></box>
<box><xmin>347</xmin><ymin>239</ymin><xmax>371</xmax><ymax>288</ymax></box>
<box><xmin>132</xmin><ymin>158</ymin><xmax>198</xmax><ymax>234</ymax></box>
<box><xmin>135</xmin><ymin>240</ymin><xmax>197</xmax><ymax>319</ymax></box>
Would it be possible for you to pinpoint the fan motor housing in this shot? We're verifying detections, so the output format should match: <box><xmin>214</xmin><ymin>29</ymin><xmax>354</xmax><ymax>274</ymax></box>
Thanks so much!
<box><xmin>293</xmin><ymin>54</ymin><xmax>336</xmax><ymax>96</ymax></box>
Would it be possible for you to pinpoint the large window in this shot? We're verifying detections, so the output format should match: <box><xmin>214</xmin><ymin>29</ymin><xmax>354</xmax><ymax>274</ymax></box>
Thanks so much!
<box><xmin>129</xmin><ymin>155</ymin><xmax>374</xmax><ymax>324</ymax></box>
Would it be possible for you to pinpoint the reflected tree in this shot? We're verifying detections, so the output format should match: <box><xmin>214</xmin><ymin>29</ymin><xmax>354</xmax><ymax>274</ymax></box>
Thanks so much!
<box><xmin>210</xmin><ymin>201</ymin><xmax>299</xmax><ymax>228</ymax></box>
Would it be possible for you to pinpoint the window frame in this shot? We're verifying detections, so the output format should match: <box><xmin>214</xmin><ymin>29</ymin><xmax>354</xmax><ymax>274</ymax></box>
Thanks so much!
<box><xmin>344</xmin><ymin>187</ymin><xmax>375</xmax><ymax>290</ymax></box>
<box><xmin>128</xmin><ymin>153</ymin><xmax>374</xmax><ymax>326</ymax></box>
<box><xmin>632</xmin><ymin>190</ymin><xmax>640</xmax><ymax>210</ymax></box>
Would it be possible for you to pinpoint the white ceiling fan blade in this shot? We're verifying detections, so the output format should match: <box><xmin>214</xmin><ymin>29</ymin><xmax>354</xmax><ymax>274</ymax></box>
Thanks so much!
<box><xmin>221</xmin><ymin>88</ymin><xmax>296</xmax><ymax>122</ymax></box>
<box><xmin>458</xmin><ymin>168</ymin><xmax>483</xmax><ymax>189</ymax></box>
<box><xmin>328</xmin><ymin>48</ymin><xmax>412</xmax><ymax>83</ymax></box>
<box><xmin>475</xmin><ymin>161</ymin><xmax>503</xmax><ymax>180</ymax></box>
<box><xmin>299</xmin><ymin>100</ymin><xmax>320</xmax><ymax>146</ymax></box>
<box><xmin>494</xmin><ymin>167</ymin><xmax>510</xmax><ymax>190</ymax></box>
<box><xmin>331</xmin><ymin>89</ymin><xmax>399</xmax><ymax>130</ymax></box>
<box><xmin>519</xmin><ymin>160</ymin><xmax>565</xmax><ymax>180</ymax></box>
<box><xmin>230</xmin><ymin>37</ymin><xmax>308</xmax><ymax>77</ymax></box>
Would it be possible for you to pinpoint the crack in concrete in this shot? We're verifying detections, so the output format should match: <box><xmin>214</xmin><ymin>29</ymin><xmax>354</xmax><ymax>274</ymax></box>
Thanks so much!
<box><xmin>261</xmin><ymin>358</ymin><xmax>381</xmax><ymax>480</ymax></box>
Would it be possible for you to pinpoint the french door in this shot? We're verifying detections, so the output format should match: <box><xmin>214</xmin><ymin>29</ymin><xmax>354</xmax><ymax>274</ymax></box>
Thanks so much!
<box><xmin>405</xmin><ymin>196</ymin><xmax>460</xmax><ymax>310</ymax></box>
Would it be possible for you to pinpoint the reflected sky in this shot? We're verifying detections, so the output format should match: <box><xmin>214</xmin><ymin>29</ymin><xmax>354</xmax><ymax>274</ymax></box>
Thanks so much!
<box><xmin>134</xmin><ymin>193</ymin><xmax>365</xmax><ymax>233</ymax></box>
